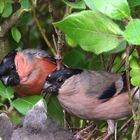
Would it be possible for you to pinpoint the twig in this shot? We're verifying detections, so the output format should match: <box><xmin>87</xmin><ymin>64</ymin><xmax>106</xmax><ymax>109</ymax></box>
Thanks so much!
<box><xmin>118</xmin><ymin>117</ymin><xmax>133</xmax><ymax>132</ymax></box>
<box><xmin>55</xmin><ymin>29</ymin><xmax>65</xmax><ymax>70</ymax></box>
<box><xmin>29</xmin><ymin>0</ymin><xmax>56</xmax><ymax>56</ymax></box>
<box><xmin>125</xmin><ymin>46</ymin><xmax>136</xmax><ymax>115</ymax></box>
<box><xmin>48</xmin><ymin>0</ymin><xmax>65</xmax><ymax>70</ymax></box>
<box><xmin>52</xmin><ymin>33</ymin><xmax>63</xmax><ymax>69</ymax></box>
<box><xmin>125</xmin><ymin>46</ymin><xmax>138</xmax><ymax>140</ymax></box>
<box><xmin>131</xmin><ymin>48</ymin><xmax>140</xmax><ymax>140</ymax></box>
<box><xmin>115</xmin><ymin>122</ymin><xmax>118</xmax><ymax>140</ymax></box>
<box><xmin>107</xmin><ymin>54</ymin><xmax>116</xmax><ymax>72</ymax></box>
<box><xmin>48</xmin><ymin>0</ymin><xmax>54</xmax><ymax>20</ymax></box>
<box><xmin>115</xmin><ymin>47</ymin><xmax>135</xmax><ymax>73</ymax></box>
<box><xmin>100</xmin><ymin>54</ymin><xmax>107</xmax><ymax>70</ymax></box>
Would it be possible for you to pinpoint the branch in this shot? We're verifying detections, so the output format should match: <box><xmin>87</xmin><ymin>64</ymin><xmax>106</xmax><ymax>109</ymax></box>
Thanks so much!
<box><xmin>29</xmin><ymin>0</ymin><xmax>56</xmax><ymax>56</ymax></box>
<box><xmin>0</xmin><ymin>9</ymin><xmax>27</xmax><ymax>37</ymax></box>
<box><xmin>0</xmin><ymin>9</ymin><xmax>28</xmax><ymax>61</ymax></box>
<box><xmin>125</xmin><ymin>46</ymin><xmax>136</xmax><ymax>115</ymax></box>
<box><xmin>48</xmin><ymin>0</ymin><xmax>65</xmax><ymax>70</ymax></box>
<box><xmin>55</xmin><ymin>29</ymin><xmax>65</xmax><ymax>70</ymax></box>
<box><xmin>115</xmin><ymin>47</ymin><xmax>135</xmax><ymax>73</ymax></box>
<box><xmin>125</xmin><ymin>46</ymin><xmax>139</xmax><ymax>140</ymax></box>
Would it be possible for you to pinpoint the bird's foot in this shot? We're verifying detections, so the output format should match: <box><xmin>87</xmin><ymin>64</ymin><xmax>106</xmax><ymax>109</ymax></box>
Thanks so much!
<box><xmin>102</xmin><ymin>132</ymin><xmax>111</xmax><ymax>140</ymax></box>
<box><xmin>102</xmin><ymin>120</ymin><xmax>115</xmax><ymax>140</ymax></box>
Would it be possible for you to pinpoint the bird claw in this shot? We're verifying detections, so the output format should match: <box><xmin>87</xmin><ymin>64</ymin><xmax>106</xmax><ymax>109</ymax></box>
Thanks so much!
<box><xmin>101</xmin><ymin>120</ymin><xmax>115</xmax><ymax>140</ymax></box>
<box><xmin>102</xmin><ymin>132</ymin><xmax>110</xmax><ymax>140</ymax></box>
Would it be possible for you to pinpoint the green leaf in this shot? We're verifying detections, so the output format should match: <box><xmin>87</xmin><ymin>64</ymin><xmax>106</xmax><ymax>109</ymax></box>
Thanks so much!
<box><xmin>54</xmin><ymin>10</ymin><xmax>124</xmax><ymax>54</ymax></box>
<box><xmin>0</xmin><ymin>82</ymin><xmax>14</xmax><ymax>99</ymax></box>
<box><xmin>131</xmin><ymin>76</ymin><xmax>140</xmax><ymax>86</ymax></box>
<box><xmin>63</xmin><ymin>0</ymin><xmax>86</xmax><ymax>9</ymax></box>
<box><xmin>84</xmin><ymin>0</ymin><xmax>95</xmax><ymax>10</ymax></box>
<box><xmin>2</xmin><ymin>3</ymin><xmax>12</xmax><ymax>17</ymax></box>
<box><xmin>128</xmin><ymin>0</ymin><xmax>140</xmax><ymax>7</ymax></box>
<box><xmin>12</xmin><ymin>96</ymin><xmax>42</xmax><ymax>115</ymax></box>
<box><xmin>124</xmin><ymin>19</ymin><xmax>140</xmax><ymax>45</ymax></box>
<box><xmin>112</xmin><ymin>55</ymin><xmax>125</xmax><ymax>72</ymax></box>
<box><xmin>65</xmin><ymin>35</ymin><xmax>77</xmax><ymax>47</ymax></box>
<box><xmin>130</xmin><ymin>57</ymin><xmax>140</xmax><ymax>86</ymax></box>
<box><xmin>0</xmin><ymin>0</ymin><xmax>4</xmax><ymax>14</ymax></box>
<box><xmin>20</xmin><ymin>0</ymin><xmax>30</xmax><ymax>10</ymax></box>
<box><xmin>108</xmin><ymin>41</ymin><xmax>126</xmax><ymax>53</ymax></box>
<box><xmin>84</xmin><ymin>0</ymin><xmax>131</xmax><ymax>19</ymax></box>
<box><xmin>129</xmin><ymin>56</ymin><xmax>140</xmax><ymax>68</ymax></box>
<box><xmin>47</xmin><ymin>96</ymin><xmax>63</xmax><ymax>124</ymax></box>
<box><xmin>11</xmin><ymin>27</ymin><xmax>21</xmax><ymax>43</ymax></box>
<box><xmin>64</xmin><ymin>48</ymin><xmax>86</xmax><ymax>68</ymax></box>
<box><xmin>130</xmin><ymin>68</ymin><xmax>140</xmax><ymax>77</ymax></box>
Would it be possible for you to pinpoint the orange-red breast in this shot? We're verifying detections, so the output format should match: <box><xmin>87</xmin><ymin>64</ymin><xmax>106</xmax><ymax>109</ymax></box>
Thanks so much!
<box><xmin>0</xmin><ymin>49</ymin><xmax>56</xmax><ymax>96</ymax></box>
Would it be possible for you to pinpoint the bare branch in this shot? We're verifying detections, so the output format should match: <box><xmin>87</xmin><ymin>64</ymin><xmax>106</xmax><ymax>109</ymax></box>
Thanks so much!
<box><xmin>48</xmin><ymin>0</ymin><xmax>65</xmax><ymax>70</ymax></box>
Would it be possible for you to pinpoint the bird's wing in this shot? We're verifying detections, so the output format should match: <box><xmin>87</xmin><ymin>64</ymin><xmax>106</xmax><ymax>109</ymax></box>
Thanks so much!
<box><xmin>21</xmin><ymin>49</ymin><xmax>56</xmax><ymax>62</ymax></box>
<box><xmin>81</xmin><ymin>70</ymin><xmax>125</xmax><ymax>100</ymax></box>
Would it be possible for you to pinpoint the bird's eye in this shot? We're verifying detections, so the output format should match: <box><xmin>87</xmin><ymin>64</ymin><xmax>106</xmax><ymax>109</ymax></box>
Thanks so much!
<box><xmin>57</xmin><ymin>77</ymin><xmax>64</xmax><ymax>83</ymax></box>
<box><xmin>48</xmin><ymin>74</ymin><xmax>51</xmax><ymax>77</ymax></box>
<box><xmin>10</xmin><ymin>65</ymin><xmax>15</xmax><ymax>70</ymax></box>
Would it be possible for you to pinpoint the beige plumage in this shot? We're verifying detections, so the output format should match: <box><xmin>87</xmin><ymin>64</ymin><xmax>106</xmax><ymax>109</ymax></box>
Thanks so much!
<box><xmin>43</xmin><ymin>68</ymin><xmax>139</xmax><ymax>140</ymax></box>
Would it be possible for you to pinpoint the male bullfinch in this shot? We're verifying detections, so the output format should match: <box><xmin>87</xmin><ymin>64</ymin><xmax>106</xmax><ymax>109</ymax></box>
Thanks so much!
<box><xmin>43</xmin><ymin>68</ymin><xmax>139</xmax><ymax>140</ymax></box>
<box><xmin>0</xmin><ymin>49</ymin><xmax>56</xmax><ymax>96</ymax></box>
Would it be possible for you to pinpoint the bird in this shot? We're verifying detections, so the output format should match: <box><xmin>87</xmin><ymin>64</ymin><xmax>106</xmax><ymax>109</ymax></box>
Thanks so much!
<box><xmin>0</xmin><ymin>113</ymin><xmax>14</xmax><ymax>140</ymax></box>
<box><xmin>43</xmin><ymin>67</ymin><xmax>139</xmax><ymax>140</ymax></box>
<box><xmin>12</xmin><ymin>99</ymin><xmax>75</xmax><ymax>140</ymax></box>
<box><xmin>0</xmin><ymin>49</ymin><xmax>57</xmax><ymax>96</ymax></box>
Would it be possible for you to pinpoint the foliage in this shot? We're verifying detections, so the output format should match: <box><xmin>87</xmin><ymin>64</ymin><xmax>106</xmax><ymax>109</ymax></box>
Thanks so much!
<box><xmin>1</xmin><ymin>0</ymin><xmax>140</xmax><ymax>139</ymax></box>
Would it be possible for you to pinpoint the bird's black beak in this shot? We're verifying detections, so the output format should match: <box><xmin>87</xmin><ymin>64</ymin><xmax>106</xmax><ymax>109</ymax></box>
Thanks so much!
<box><xmin>0</xmin><ymin>64</ymin><xmax>8</xmax><ymax>86</ymax></box>
<box><xmin>43</xmin><ymin>81</ymin><xmax>52</xmax><ymax>90</ymax></box>
<box><xmin>0</xmin><ymin>74</ymin><xmax>20</xmax><ymax>87</ymax></box>
<box><xmin>0</xmin><ymin>64</ymin><xmax>5</xmax><ymax>77</ymax></box>
<box><xmin>43</xmin><ymin>82</ymin><xmax>58</xmax><ymax>94</ymax></box>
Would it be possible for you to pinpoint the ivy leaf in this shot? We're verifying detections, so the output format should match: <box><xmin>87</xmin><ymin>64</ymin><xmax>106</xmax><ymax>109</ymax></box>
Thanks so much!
<box><xmin>124</xmin><ymin>19</ymin><xmax>140</xmax><ymax>45</ymax></box>
<box><xmin>11</xmin><ymin>27</ymin><xmax>21</xmax><ymax>43</ymax></box>
<box><xmin>54</xmin><ymin>10</ymin><xmax>124</xmax><ymax>54</ymax></box>
<box><xmin>84</xmin><ymin>0</ymin><xmax>131</xmax><ymax>19</ymax></box>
